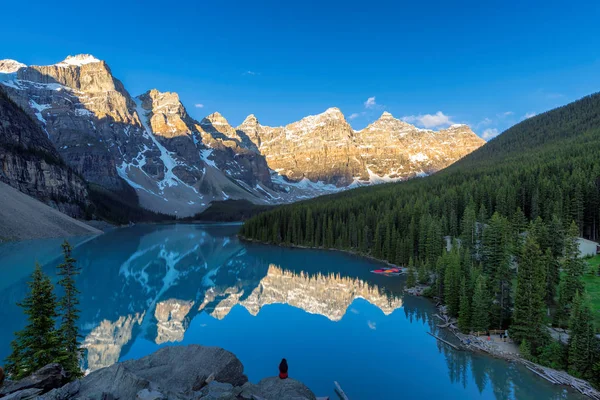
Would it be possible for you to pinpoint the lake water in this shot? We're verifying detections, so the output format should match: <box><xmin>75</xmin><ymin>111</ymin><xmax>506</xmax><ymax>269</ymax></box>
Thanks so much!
<box><xmin>0</xmin><ymin>224</ymin><xmax>581</xmax><ymax>399</ymax></box>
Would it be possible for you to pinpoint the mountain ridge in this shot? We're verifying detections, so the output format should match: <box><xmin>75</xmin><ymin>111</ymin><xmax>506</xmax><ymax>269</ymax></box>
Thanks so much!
<box><xmin>0</xmin><ymin>54</ymin><xmax>485</xmax><ymax>216</ymax></box>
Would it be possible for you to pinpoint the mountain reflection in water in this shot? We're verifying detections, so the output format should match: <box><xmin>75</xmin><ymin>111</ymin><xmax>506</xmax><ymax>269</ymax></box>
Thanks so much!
<box><xmin>0</xmin><ymin>224</ymin><xmax>580</xmax><ymax>399</ymax></box>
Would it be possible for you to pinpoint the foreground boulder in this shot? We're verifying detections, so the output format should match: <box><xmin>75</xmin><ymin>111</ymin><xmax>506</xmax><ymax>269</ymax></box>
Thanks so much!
<box><xmin>40</xmin><ymin>345</ymin><xmax>316</xmax><ymax>399</ymax></box>
<box><xmin>239</xmin><ymin>378</ymin><xmax>316</xmax><ymax>400</ymax></box>
<box><xmin>0</xmin><ymin>363</ymin><xmax>67</xmax><ymax>398</ymax></box>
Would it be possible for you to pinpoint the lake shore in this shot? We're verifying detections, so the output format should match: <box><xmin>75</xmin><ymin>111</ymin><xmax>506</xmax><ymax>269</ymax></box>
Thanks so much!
<box><xmin>240</xmin><ymin>235</ymin><xmax>600</xmax><ymax>400</ymax></box>
<box><xmin>238</xmin><ymin>235</ymin><xmax>404</xmax><ymax>269</ymax></box>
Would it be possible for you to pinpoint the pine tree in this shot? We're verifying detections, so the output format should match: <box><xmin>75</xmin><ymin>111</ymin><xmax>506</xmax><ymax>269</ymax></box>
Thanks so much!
<box><xmin>443</xmin><ymin>249</ymin><xmax>461</xmax><ymax>317</ymax></box>
<box><xmin>460</xmin><ymin>201</ymin><xmax>477</xmax><ymax>252</ymax></box>
<box><xmin>417</xmin><ymin>262</ymin><xmax>428</xmax><ymax>284</ymax></box>
<box><xmin>510</xmin><ymin>235</ymin><xmax>548</xmax><ymax>353</ymax></box>
<box><xmin>556</xmin><ymin>221</ymin><xmax>585</xmax><ymax>326</ymax></box>
<box><xmin>406</xmin><ymin>257</ymin><xmax>416</xmax><ymax>288</ymax></box>
<box><xmin>483</xmin><ymin>213</ymin><xmax>512</xmax><ymax>329</ymax></box>
<box><xmin>542</xmin><ymin>248</ymin><xmax>559</xmax><ymax>310</ymax></box>
<box><xmin>56</xmin><ymin>241</ymin><xmax>83</xmax><ymax>379</ymax></box>
<box><xmin>471</xmin><ymin>274</ymin><xmax>490</xmax><ymax>333</ymax></box>
<box><xmin>520</xmin><ymin>339</ymin><xmax>534</xmax><ymax>362</ymax></box>
<box><xmin>5</xmin><ymin>264</ymin><xmax>60</xmax><ymax>379</ymax></box>
<box><xmin>458</xmin><ymin>280</ymin><xmax>471</xmax><ymax>332</ymax></box>
<box><xmin>567</xmin><ymin>292</ymin><xmax>595</xmax><ymax>378</ymax></box>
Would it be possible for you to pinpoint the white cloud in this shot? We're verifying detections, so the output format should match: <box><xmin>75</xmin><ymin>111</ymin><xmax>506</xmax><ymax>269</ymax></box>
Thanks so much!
<box><xmin>367</xmin><ymin>320</ymin><xmax>376</xmax><ymax>330</ymax></box>
<box><xmin>364</xmin><ymin>96</ymin><xmax>377</xmax><ymax>109</ymax></box>
<box><xmin>482</xmin><ymin>128</ymin><xmax>499</xmax><ymax>140</ymax></box>
<box><xmin>243</xmin><ymin>70</ymin><xmax>257</xmax><ymax>76</ymax></box>
<box><xmin>194</xmin><ymin>103</ymin><xmax>204</xmax><ymax>108</ymax></box>
<box><xmin>523</xmin><ymin>112</ymin><xmax>537</xmax><ymax>119</ymax></box>
<box><xmin>476</xmin><ymin>117</ymin><xmax>493</xmax><ymax>128</ymax></box>
<box><xmin>402</xmin><ymin>111</ymin><xmax>454</xmax><ymax>128</ymax></box>
<box><xmin>502</xmin><ymin>111</ymin><xmax>514</xmax><ymax>116</ymax></box>
<box><xmin>349</xmin><ymin>112</ymin><xmax>367</xmax><ymax>120</ymax></box>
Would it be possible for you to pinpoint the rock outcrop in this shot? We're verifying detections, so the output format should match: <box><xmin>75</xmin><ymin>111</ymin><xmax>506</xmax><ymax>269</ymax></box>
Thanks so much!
<box><xmin>40</xmin><ymin>345</ymin><xmax>316</xmax><ymax>400</ymax></box>
<box><xmin>0</xmin><ymin>363</ymin><xmax>68</xmax><ymax>398</ymax></box>
<box><xmin>0</xmin><ymin>87</ymin><xmax>89</xmax><ymax>217</ymax></box>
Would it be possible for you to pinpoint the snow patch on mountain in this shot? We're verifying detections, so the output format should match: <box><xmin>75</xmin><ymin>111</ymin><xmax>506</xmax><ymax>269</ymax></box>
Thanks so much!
<box><xmin>0</xmin><ymin>59</ymin><xmax>27</xmax><ymax>74</ymax></box>
<box><xmin>56</xmin><ymin>54</ymin><xmax>101</xmax><ymax>67</ymax></box>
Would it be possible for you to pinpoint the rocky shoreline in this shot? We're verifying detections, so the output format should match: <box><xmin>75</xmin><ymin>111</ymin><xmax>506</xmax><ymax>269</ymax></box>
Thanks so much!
<box><xmin>0</xmin><ymin>345</ymin><xmax>317</xmax><ymax>400</ymax></box>
<box><xmin>416</xmin><ymin>295</ymin><xmax>600</xmax><ymax>399</ymax></box>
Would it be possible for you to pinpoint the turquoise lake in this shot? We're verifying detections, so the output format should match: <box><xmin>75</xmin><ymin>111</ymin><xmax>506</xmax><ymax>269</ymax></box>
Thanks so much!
<box><xmin>0</xmin><ymin>224</ymin><xmax>582</xmax><ymax>399</ymax></box>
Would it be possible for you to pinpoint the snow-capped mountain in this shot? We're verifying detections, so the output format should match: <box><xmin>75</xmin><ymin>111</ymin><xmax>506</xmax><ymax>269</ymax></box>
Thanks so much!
<box><xmin>0</xmin><ymin>54</ymin><xmax>485</xmax><ymax>215</ymax></box>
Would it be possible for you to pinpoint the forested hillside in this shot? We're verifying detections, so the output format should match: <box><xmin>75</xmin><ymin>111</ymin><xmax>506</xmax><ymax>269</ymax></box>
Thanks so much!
<box><xmin>242</xmin><ymin>92</ymin><xmax>600</xmax><ymax>254</ymax></box>
<box><xmin>241</xmin><ymin>92</ymin><xmax>600</xmax><ymax>385</ymax></box>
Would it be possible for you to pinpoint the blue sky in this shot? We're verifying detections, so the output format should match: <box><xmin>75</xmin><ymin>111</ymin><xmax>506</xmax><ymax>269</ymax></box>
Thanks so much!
<box><xmin>2</xmin><ymin>0</ymin><xmax>600</xmax><ymax>139</ymax></box>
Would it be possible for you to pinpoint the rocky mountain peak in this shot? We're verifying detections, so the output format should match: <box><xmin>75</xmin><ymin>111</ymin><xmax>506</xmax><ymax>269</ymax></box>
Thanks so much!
<box><xmin>361</xmin><ymin>111</ymin><xmax>414</xmax><ymax>132</ymax></box>
<box><xmin>0</xmin><ymin>59</ymin><xmax>27</xmax><ymax>74</ymax></box>
<box><xmin>201</xmin><ymin>111</ymin><xmax>231</xmax><ymax>127</ymax></box>
<box><xmin>322</xmin><ymin>107</ymin><xmax>344</xmax><ymax>119</ymax></box>
<box><xmin>55</xmin><ymin>54</ymin><xmax>101</xmax><ymax>67</ymax></box>
<box><xmin>241</xmin><ymin>114</ymin><xmax>259</xmax><ymax>125</ymax></box>
<box><xmin>139</xmin><ymin>89</ymin><xmax>182</xmax><ymax>110</ymax></box>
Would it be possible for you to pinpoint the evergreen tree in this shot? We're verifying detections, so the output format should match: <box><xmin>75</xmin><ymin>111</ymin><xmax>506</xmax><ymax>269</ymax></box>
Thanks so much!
<box><xmin>460</xmin><ymin>201</ymin><xmax>477</xmax><ymax>252</ymax></box>
<box><xmin>556</xmin><ymin>222</ymin><xmax>586</xmax><ymax>326</ymax></box>
<box><xmin>443</xmin><ymin>249</ymin><xmax>461</xmax><ymax>317</ymax></box>
<box><xmin>471</xmin><ymin>274</ymin><xmax>490</xmax><ymax>333</ymax></box>
<box><xmin>542</xmin><ymin>248</ymin><xmax>559</xmax><ymax>310</ymax></box>
<box><xmin>483</xmin><ymin>213</ymin><xmax>512</xmax><ymax>329</ymax></box>
<box><xmin>5</xmin><ymin>264</ymin><xmax>60</xmax><ymax>379</ymax></box>
<box><xmin>417</xmin><ymin>262</ymin><xmax>428</xmax><ymax>284</ymax></box>
<box><xmin>56</xmin><ymin>241</ymin><xmax>83</xmax><ymax>379</ymax></box>
<box><xmin>458</xmin><ymin>280</ymin><xmax>471</xmax><ymax>332</ymax></box>
<box><xmin>406</xmin><ymin>257</ymin><xmax>416</xmax><ymax>288</ymax></box>
<box><xmin>567</xmin><ymin>292</ymin><xmax>596</xmax><ymax>378</ymax></box>
<box><xmin>520</xmin><ymin>339</ymin><xmax>534</xmax><ymax>362</ymax></box>
<box><xmin>510</xmin><ymin>235</ymin><xmax>548</xmax><ymax>354</ymax></box>
<box><xmin>538</xmin><ymin>341</ymin><xmax>566</xmax><ymax>370</ymax></box>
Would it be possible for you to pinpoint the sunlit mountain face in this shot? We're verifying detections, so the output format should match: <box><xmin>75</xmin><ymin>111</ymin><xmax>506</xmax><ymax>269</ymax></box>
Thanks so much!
<box><xmin>0</xmin><ymin>225</ymin><xmax>584</xmax><ymax>399</ymax></box>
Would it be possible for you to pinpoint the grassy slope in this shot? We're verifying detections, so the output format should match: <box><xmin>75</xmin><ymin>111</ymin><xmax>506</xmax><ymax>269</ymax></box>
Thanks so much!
<box><xmin>584</xmin><ymin>255</ymin><xmax>600</xmax><ymax>331</ymax></box>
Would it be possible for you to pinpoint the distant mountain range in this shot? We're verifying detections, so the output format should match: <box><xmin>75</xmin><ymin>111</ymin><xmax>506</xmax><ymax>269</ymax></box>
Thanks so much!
<box><xmin>0</xmin><ymin>54</ymin><xmax>485</xmax><ymax>217</ymax></box>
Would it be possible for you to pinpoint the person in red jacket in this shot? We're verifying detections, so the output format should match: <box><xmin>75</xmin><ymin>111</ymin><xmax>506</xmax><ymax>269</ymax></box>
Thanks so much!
<box><xmin>279</xmin><ymin>358</ymin><xmax>288</xmax><ymax>379</ymax></box>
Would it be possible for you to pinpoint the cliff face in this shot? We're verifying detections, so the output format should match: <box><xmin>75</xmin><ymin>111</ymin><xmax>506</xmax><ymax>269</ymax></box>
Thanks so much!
<box><xmin>0</xmin><ymin>87</ymin><xmax>89</xmax><ymax>216</ymax></box>
<box><xmin>235</xmin><ymin>110</ymin><xmax>486</xmax><ymax>185</ymax></box>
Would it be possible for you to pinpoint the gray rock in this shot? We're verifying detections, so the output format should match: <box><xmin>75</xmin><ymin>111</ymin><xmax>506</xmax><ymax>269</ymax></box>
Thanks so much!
<box><xmin>120</xmin><ymin>345</ymin><xmax>248</xmax><ymax>389</ymax></box>
<box><xmin>136</xmin><ymin>388</ymin><xmax>167</xmax><ymax>400</ymax></box>
<box><xmin>1</xmin><ymin>388</ymin><xmax>43</xmax><ymax>400</ymax></box>
<box><xmin>195</xmin><ymin>381</ymin><xmax>236</xmax><ymax>399</ymax></box>
<box><xmin>40</xmin><ymin>346</ymin><xmax>317</xmax><ymax>400</ymax></box>
<box><xmin>41</xmin><ymin>345</ymin><xmax>247</xmax><ymax>400</ymax></box>
<box><xmin>255</xmin><ymin>377</ymin><xmax>317</xmax><ymax>400</ymax></box>
<box><xmin>0</xmin><ymin>363</ymin><xmax>67</xmax><ymax>397</ymax></box>
<box><xmin>43</xmin><ymin>363</ymin><xmax>151</xmax><ymax>400</ymax></box>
